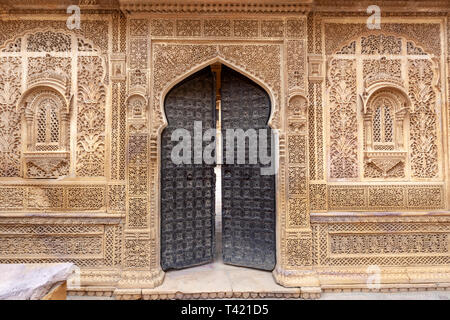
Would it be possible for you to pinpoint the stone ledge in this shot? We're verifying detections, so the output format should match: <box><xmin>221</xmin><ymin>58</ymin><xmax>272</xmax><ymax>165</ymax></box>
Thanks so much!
<box><xmin>0</xmin><ymin>212</ymin><xmax>125</xmax><ymax>224</ymax></box>
<box><xmin>310</xmin><ymin>210</ymin><xmax>450</xmax><ymax>223</ymax></box>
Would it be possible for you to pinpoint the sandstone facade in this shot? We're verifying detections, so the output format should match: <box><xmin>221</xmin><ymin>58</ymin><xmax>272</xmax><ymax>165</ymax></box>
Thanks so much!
<box><xmin>0</xmin><ymin>0</ymin><xmax>449</xmax><ymax>298</ymax></box>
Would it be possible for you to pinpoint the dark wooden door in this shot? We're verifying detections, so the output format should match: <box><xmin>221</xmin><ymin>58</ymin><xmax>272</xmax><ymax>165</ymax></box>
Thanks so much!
<box><xmin>220</xmin><ymin>66</ymin><xmax>276</xmax><ymax>271</ymax></box>
<box><xmin>160</xmin><ymin>68</ymin><xmax>216</xmax><ymax>270</ymax></box>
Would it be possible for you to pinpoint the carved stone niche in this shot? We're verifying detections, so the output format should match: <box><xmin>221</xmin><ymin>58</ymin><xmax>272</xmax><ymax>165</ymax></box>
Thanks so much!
<box><xmin>126</xmin><ymin>89</ymin><xmax>149</xmax><ymax>134</ymax></box>
<box><xmin>308</xmin><ymin>54</ymin><xmax>324</xmax><ymax>83</ymax></box>
<box><xmin>359</xmin><ymin>83</ymin><xmax>411</xmax><ymax>178</ymax></box>
<box><xmin>111</xmin><ymin>53</ymin><xmax>126</xmax><ymax>81</ymax></box>
<box><xmin>287</xmin><ymin>94</ymin><xmax>307</xmax><ymax>133</ymax></box>
<box><xmin>17</xmin><ymin>77</ymin><xmax>72</xmax><ymax>179</ymax></box>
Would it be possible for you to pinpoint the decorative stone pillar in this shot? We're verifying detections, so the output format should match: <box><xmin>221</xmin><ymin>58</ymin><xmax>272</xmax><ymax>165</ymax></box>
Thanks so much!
<box><xmin>273</xmin><ymin>93</ymin><xmax>319</xmax><ymax>289</ymax></box>
<box><xmin>116</xmin><ymin>19</ymin><xmax>164</xmax><ymax>294</ymax></box>
<box><xmin>117</xmin><ymin>91</ymin><xmax>164</xmax><ymax>291</ymax></box>
<box><xmin>363</xmin><ymin>113</ymin><xmax>373</xmax><ymax>150</ymax></box>
<box><xmin>24</xmin><ymin>110</ymin><xmax>33</xmax><ymax>150</ymax></box>
<box><xmin>273</xmin><ymin>22</ymin><xmax>320</xmax><ymax>294</ymax></box>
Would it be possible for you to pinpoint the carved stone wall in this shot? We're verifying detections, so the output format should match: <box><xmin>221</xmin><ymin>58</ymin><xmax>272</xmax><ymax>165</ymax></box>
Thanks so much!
<box><xmin>0</xmin><ymin>3</ymin><xmax>449</xmax><ymax>296</ymax></box>
<box><xmin>0</xmin><ymin>13</ymin><xmax>125</xmax><ymax>290</ymax></box>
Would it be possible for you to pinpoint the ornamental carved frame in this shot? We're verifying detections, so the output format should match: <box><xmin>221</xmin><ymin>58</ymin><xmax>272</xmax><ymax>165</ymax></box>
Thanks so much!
<box><xmin>120</xmin><ymin>14</ymin><xmax>310</xmax><ymax>291</ymax></box>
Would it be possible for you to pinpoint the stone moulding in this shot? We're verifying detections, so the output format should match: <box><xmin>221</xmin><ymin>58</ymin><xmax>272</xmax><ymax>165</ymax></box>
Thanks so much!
<box><xmin>274</xmin><ymin>211</ymin><xmax>450</xmax><ymax>291</ymax></box>
<box><xmin>119</xmin><ymin>1</ymin><xmax>313</xmax><ymax>14</ymax></box>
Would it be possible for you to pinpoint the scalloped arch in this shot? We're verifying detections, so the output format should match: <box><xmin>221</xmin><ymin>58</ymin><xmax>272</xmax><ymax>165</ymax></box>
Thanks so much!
<box><xmin>365</xmin><ymin>87</ymin><xmax>411</xmax><ymax>115</ymax></box>
<box><xmin>17</xmin><ymin>85</ymin><xmax>69</xmax><ymax>117</ymax></box>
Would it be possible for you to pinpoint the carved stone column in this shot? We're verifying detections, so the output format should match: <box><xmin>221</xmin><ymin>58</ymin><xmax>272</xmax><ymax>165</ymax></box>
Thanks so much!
<box><xmin>273</xmin><ymin>93</ymin><xmax>319</xmax><ymax>289</ymax></box>
<box><xmin>116</xmin><ymin>19</ymin><xmax>164</xmax><ymax>293</ymax></box>
<box><xmin>24</xmin><ymin>111</ymin><xmax>33</xmax><ymax>150</ymax></box>
<box><xmin>363</xmin><ymin>113</ymin><xmax>373</xmax><ymax>150</ymax></box>
<box><xmin>273</xmin><ymin>20</ymin><xmax>320</xmax><ymax>294</ymax></box>
<box><xmin>117</xmin><ymin>91</ymin><xmax>164</xmax><ymax>291</ymax></box>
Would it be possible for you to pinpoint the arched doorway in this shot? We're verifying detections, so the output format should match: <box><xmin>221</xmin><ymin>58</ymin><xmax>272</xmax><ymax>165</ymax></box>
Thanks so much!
<box><xmin>160</xmin><ymin>64</ymin><xmax>276</xmax><ymax>271</ymax></box>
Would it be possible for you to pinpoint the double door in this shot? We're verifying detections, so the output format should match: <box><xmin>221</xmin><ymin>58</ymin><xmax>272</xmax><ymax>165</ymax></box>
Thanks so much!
<box><xmin>160</xmin><ymin>65</ymin><xmax>275</xmax><ymax>271</ymax></box>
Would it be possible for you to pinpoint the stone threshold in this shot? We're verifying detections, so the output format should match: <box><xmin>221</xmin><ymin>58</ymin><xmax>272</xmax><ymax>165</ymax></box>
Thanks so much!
<box><xmin>69</xmin><ymin>262</ymin><xmax>320</xmax><ymax>300</ymax></box>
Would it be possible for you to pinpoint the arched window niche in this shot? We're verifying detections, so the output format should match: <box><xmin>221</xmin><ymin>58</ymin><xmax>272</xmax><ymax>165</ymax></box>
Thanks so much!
<box><xmin>360</xmin><ymin>84</ymin><xmax>411</xmax><ymax>179</ymax></box>
<box><xmin>17</xmin><ymin>81</ymin><xmax>71</xmax><ymax>179</ymax></box>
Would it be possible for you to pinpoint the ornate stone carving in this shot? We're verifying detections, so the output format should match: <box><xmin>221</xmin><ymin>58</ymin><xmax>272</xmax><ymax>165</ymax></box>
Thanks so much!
<box><xmin>204</xmin><ymin>19</ymin><xmax>232</xmax><ymax>37</ymax></box>
<box><xmin>308</xmin><ymin>54</ymin><xmax>324</xmax><ymax>82</ymax></box>
<box><xmin>288</xmin><ymin>95</ymin><xmax>307</xmax><ymax>119</ymax></box>
<box><xmin>123</xmin><ymin>233</ymin><xmax>152</xmax><ymax>269</ymax></box>
<box><xmin>110</xmin><ymin>53</ymin><xmax>126</xmax><ymax>81</ymax></box>
<box><xmin>129</xmin><ymin>19</ymin><xmax>148</xmax><ymax>37</ymax></box>
<box><xmin>151</xmin><ymin>43</ymin><xmax>281</xmax><ymax>130</ymax></box>
<box><xmin>287</xmin><ymin>40</ymin><xmax>306</xmax><ymax>90</ymax></box>
<box><xmin>233</xmin><ymin>20</ymin><xmax>259</xmax><ymax>37</ymax></box>
<box><xmin>309</xmin><ymin>183</ymin><xmax>327</xmax><ymax>211</ymax></box>
<box><xmin>76</xmin><ymin>56</ymin><xmax>106</xmax><ymax>177</ymax></box>
<box><xmin>408</xmin><ymin>59</ymin><xmax>439</xmax><ymax>178</ymax></box>
<box><xmin>0</xmin><ymin>185</ymin><xmax>108</xmax><ymax>212</ymax></box>
<box><xmin>361</xmin><ymin>88</ymin><xmax>410</xmax><ymax>179</ymax></box>
<box><xmin>0</xmin><ymin>219</ymin><xmax>122</xmax><ymax>268</ymax></box>
<box><xmin>0</xmin><ymin>9</ymin><xmax>448</xmax><ymax>296</ymax></box>
<box><xmin>363</xmin><ymin>58</ymin><xmax>402</xmax><ymax>87</ymax></box>
<box><xmin>324</xmin><ymin>23</ymin><xmax>441</xmax><ymax>56</ymax></box>
<box><xmin>286</xmin><ymin>18</ymin><xmax>306</xmax><ymax>39</ymax></box>
<box><xmin>361</xmin><ymin>34</ymin><xmax>402</xmax><ymax>55</ymax></box>
<box><xmin>328</xmin><ymin>59</ymin><xmax>358</xmax><ymax>179</ymax></box>
<box><xmin>328</xmin><ymin>184</ymin><xmax>444</xmax><ymax>211</ymax></box>
<box><xmin>176</xmin><ymin>19</ymin><xmax>202</xmax><ymax>37</ymax></box>
<box><xmin>0</xmin><ymin>57</ymin><xmax>21</xmax><ymax>177</ymax></box>
<box><xmin>27</xmin><ymin>31</ymin><xmax>71</xmax><ymax>52</ymax></box>
<box><xmin>108</xmin><ymin>184</ymin><xmax>126</xmax><ymax>213</ymax></box>
<box><xmin>261</xmin><ymin>20</ymin><xmax>284</xmax><ymax>38</ymax></box>
<box><xmin>286</xmin><ymin>232</ymin><xmax>312</xmax><ymax>267</ymax></box>
<box><xmin>18</xmin><ymin>87</ymin><xmax>71</xmax><ymax>179</ymax></box>
<box><xmin>312</xmin><ymin>215</ymin><xmax>450</xmax><ymax>267</ymax></box>
<box><xmin>150</xmin><ymin>19</ymin><xmax>174</xmax><ymax>36</ymax></box>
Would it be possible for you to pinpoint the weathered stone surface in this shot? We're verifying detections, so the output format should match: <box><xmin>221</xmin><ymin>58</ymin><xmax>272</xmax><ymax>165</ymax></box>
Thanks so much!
<box><xmin>0</xmin><ymin>263</ymin><xmax>75</xmax><ymax>300</ymax></box>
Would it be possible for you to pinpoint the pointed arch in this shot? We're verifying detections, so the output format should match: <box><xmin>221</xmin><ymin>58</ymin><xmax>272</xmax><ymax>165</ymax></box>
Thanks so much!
<box><xmin>156</xmin><ymin>56</ymin><xmax>278</xmax><ymax>134</ymax></box>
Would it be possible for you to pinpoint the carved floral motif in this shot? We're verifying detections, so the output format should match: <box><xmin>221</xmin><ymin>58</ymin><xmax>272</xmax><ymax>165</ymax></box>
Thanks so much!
<box><xmin>408</xmin><ymin>59</ymin><xmax>439</xmax><ymax>178</ymax></box>
<box><xmin>0</xmin><ymin>57</ymin><xmax>21</xmax><ymax>177</ymax></box>
<box><xmin>328</xmin><ymin>59</ymin><xmax>358</xmax><ymax>179</ymax></box>
<box><xmin>76</xmin><ymin>56</ymin><xmax>106</xmax><ymax>177</ymax></box>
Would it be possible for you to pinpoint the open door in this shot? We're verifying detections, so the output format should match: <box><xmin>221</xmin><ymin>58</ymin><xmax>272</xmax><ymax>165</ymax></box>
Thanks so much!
<box><xmin>160</xmin><ymin>68</ymin><xmax>216</xmax><ymax>270</ymax></box>
<box><xmin>221</xmin><ymin>66</ymin><xmax>276</xmax><ymax>271</ymax></box>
